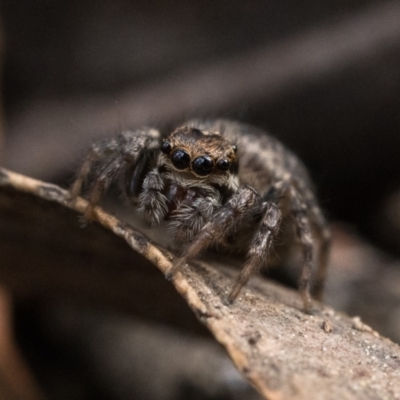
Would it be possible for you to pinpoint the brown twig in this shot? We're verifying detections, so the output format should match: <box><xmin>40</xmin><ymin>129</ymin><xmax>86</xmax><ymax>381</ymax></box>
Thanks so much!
<box><xmin>1</xmin><ymin>166</ymin><xmax>400</xmax><ymax>399</ymax></box>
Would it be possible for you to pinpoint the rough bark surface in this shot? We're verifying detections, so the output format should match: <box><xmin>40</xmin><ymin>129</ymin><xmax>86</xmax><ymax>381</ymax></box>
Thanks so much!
<box><xmin>1</xmin><ymin>167</ymin><xmax>399</xmax><ymax>400</ymax></box>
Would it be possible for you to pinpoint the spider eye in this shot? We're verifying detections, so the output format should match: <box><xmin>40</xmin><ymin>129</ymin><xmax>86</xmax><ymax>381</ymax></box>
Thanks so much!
<box><xmin>171</xmin><ymin>149</ymin><xmax>191</xmax><ymax>169</ymax></box>
<box><xmin>161</xmin><ymin>141</ymin><xmax>172</xmax><ymax>154</ymax></box>
<box><xmin>192</xmin><ymin>155</ymin><xmax>214</xmax><ymax>176</ymax></box>
<box><xmin>232</xmin><ymin>145</ymin><xmax>237</xmax><ymax>153</ymax></box>
<box><xmin>216</xmin><ymin>159</ymin><xmax>230</xmax><ymax>171</ymax></box>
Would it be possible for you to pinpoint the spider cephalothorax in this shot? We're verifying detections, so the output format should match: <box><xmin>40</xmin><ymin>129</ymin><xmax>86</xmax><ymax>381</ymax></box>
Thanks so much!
<box><xmin>70</xmin><ymin>119</ymin><xmax>330</xmax><ymax>311</ymax></box>
<box><xmin>161</xmin><ymin>126</ymin><xmax>239</xmax><ymax>180</ymax></box>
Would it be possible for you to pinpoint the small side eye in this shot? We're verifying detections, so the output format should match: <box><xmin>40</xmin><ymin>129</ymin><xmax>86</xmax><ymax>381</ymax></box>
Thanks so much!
<box><xmin>232</xmin><ymin>144</ymin><xmax>238</xmax><ymax>153</ymax></box>
<box><xmin>216</xmin><ymin>159</ymin><xmax>230</xmax><ymax>171</ymax></box>
<box><xmin>192</xmin><ymin>155</ymin><xmax>214</xmax><ymax>176</ymax></box>
<box><xmin>161</xmin><ymin>141</ymin><xmax>172</xmax><ymax>154</ymax></box>
<box><xmin>171</xmin><ymin>149</ymin><xmax>191</xmax><ymax>169</ymax></box>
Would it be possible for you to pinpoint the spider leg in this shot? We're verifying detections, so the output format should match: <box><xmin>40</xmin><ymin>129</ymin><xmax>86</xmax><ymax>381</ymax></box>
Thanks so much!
<box><xmin>70</xmin><ymin>130</ymin><xmax>159</xmax><ymax>222</ymax></box>
<box><xmin>228</xmin><ymin>202</ymin><xmax>282</xmax><ymax>302</ymax></box>
<box><xmin>308</xmin><ymin>205</ymin><xmax>331</xmax><ymax>301</ymax></box>
<box><xmin>168</xmin><ymin>194</ymin><xmax>220</xmax><ymax>243</ymax></box>
<box><xmin>83</xmin><ymin>155</ymin><xmax>130</xmax><ymax>220</ymax></box>
<box><xmin>169</xmin><ymin>185</ymin><xmax>260</xmax><ymax>277</ymax></box>
<box><xmin>287</xmin><ymin>185</ymin><xmax>315</xmax><ymax>311</ymax></box>
<box><xmin>137</xmin><ymin>170</ymin><xmax>168</xmax><ymax>226</ymax></box>
<box><xmin>286</xmin><ymin>181</ymin><xmax>331</xmax><ymax>302</ymax></box>
<box><xmin>267</xmin><ymin>180</ymin><xmax>330</xmax><ymax>311</ymax></box>
<box><xmin>69</xmin><ymin>138</ymin><xmax>119</xmax><ymax>201</ymax></box>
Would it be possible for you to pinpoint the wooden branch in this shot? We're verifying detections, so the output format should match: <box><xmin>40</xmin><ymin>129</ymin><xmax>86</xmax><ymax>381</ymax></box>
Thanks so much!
<box><xmin>0</xmin><ymin>167</ymin><xmax>399</xmax><ymax>400</ymax></box>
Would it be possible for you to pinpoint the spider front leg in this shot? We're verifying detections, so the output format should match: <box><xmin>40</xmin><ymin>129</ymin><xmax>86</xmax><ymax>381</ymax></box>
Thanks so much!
<box><xmin>137</xmin><ymin>170</ymin><xmax>168</xmax><ymax>226</ymax></box>
<box><xmin>169</xmin><ymin>195</ymin><xmax>220</xmax><ymax>244</ymax></box>
<box><xmin>228</xmin><ymin>202</ymin><xmax>282</xmax><ymax>302</ymax></box>
<box><xmin>70</xmin><ymin>130</ymin><xmax>159</xmax><ymax>222</ymax></box>
<box><xmin>69</xmin><ymin>137</ymin><xmax>119</xmax><ymax>202</ymax></box>
<box><xmin>169</xmin><ymin>185</ymin><xmax>261</xmax><ymax>278</ymax></box>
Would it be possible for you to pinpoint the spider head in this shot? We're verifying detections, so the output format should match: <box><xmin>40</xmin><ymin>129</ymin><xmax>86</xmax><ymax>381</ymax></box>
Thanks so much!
<box><xmin>160</xmin><ymin>126</ymin><xmax>238</xmax><ymax>183</ymax></box>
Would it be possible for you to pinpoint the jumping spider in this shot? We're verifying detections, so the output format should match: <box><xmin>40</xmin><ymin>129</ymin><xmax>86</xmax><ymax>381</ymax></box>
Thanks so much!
<box><xmin>70</xmin><ymin>119</ymin><xmax>330</xmax><ymax>310</ymax></box>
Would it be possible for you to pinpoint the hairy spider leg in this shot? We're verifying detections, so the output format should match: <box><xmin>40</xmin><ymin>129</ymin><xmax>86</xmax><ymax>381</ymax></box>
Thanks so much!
<box><xmin>287</xmin><ymin>180</ymin><xmax>331</xmax><ymax>302</ymax></box>
<box><xmin>137</xmin><ymin>170</ymin><xmax>168</xmax><ymax>226</ymax></box>
<box><xmin>267</xmin><ymin>179</ymin><xmax>329</xmax><ymax>310</ymax></box>
<box><xmin>169</xmin><ymin>185</ymin><xmax>261</xmax><ymax>277</ymax></box>
<box><xmin>83</xmin><ymin>155</ymin><xmax>130</xmax><ymax>220</ymax></box>
<box><xmin>228</xmin><ymin>202</ymin><xmax>282</xmax><ymax>302</ymax></box>
<box><xmin>70</xmin><ymin>131</ymin><xmax>158</xmax><ymax>222</ymax></box>
<box><xmin>308</xmin><ymin>205</ymin><xmax>331</xmax><ymax>300</ymax></box>
<box><xmin>168</xmin><ymin>191</ymin><xmax>221</xmax><ymax>243</ymax></box>
<box><xmin>285</xmin><ymin>185</ymin><xmax>316</xmax><ymax>311</ymax></box>
<box><xmin>70</xmin><ymin>138</ymin><xmax>119</xmax><ymax>201</ymax></box>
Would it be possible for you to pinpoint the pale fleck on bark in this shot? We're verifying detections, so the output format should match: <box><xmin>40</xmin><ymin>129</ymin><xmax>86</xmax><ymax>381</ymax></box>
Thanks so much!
<box><xmin>0</xmin><ymin>167</ymin><xmax>400</xmax><ymax>400</ymax></box>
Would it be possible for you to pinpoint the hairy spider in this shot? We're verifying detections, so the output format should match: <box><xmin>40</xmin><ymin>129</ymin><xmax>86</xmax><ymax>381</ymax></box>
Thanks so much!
<box><xmin>70</xmin><ymin>119</ymin><xmax>330</xmax><ymax>310</ymax></box>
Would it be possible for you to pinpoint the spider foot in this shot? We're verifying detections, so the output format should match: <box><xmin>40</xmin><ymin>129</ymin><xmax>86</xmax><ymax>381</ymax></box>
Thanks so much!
<box><xmin>303</xmin><ymin>300</ymin><xmax>318</xmax><ymax>315</ymax></box>
<box><xmin>227</xmin><ymin>283</ymin><xmax>242</xmax><ymax>304</ymax></box>
<box><xmin>300</xmin><ymin>287</ymin><xmax>314</xmax><ymax>314</ymax></box>
<box><xmin>76</xmin><ymin>204</ymin><xmax>97</xmax><ymax>228</ymax></box>
<box><xmin>165</xmin><ymin>258</ymin><xmax>187</xmax><ymax>280</ymax></box>
<box><xmin>164</xmin><ymin>270</ymin><xmax>174</xmax><ymax>281</ymax></box>
<box><xmin>66</xmin><ymin>192</ymin><xmax>76</xmax><ymax>204</ymax></box>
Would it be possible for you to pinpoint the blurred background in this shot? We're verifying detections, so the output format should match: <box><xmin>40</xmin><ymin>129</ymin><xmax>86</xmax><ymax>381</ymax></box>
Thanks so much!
<box><xmin>1</xmin><ymin>0</ymin><xmax>400</xmax><ymax>399</ymax></box>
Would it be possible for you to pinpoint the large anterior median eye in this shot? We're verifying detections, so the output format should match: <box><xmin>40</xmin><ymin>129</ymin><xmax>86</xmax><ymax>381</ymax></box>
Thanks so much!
<box><xmin>171</xmin><ymin>149</ymin><xmax>191</xmax><ymax>169</ymax></box>
<box><xmin>192</xmin><ymin>155</ymin><xmax>214</xmax><ymax>176</ymax></box>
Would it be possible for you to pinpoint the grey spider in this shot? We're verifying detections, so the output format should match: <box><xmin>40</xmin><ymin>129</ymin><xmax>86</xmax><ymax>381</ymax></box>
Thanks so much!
<box><xmin>70</xmin><ymin>119</ymin><xmax>330</xmax><ymax>311</ymax></box>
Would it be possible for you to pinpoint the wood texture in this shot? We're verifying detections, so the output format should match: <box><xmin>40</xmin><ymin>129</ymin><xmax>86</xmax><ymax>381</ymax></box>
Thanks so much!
<box><xmin>1</xmin><ymin>167</ymin><xmax>399</xmax><ymax>400</ymax></box>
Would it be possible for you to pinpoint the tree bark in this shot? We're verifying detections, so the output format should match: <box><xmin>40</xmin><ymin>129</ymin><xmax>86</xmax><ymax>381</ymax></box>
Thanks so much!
<box><xmin>0</xmin><ymin>167</ymin><xmax>399</xmax><ymax>400</ymax></box>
